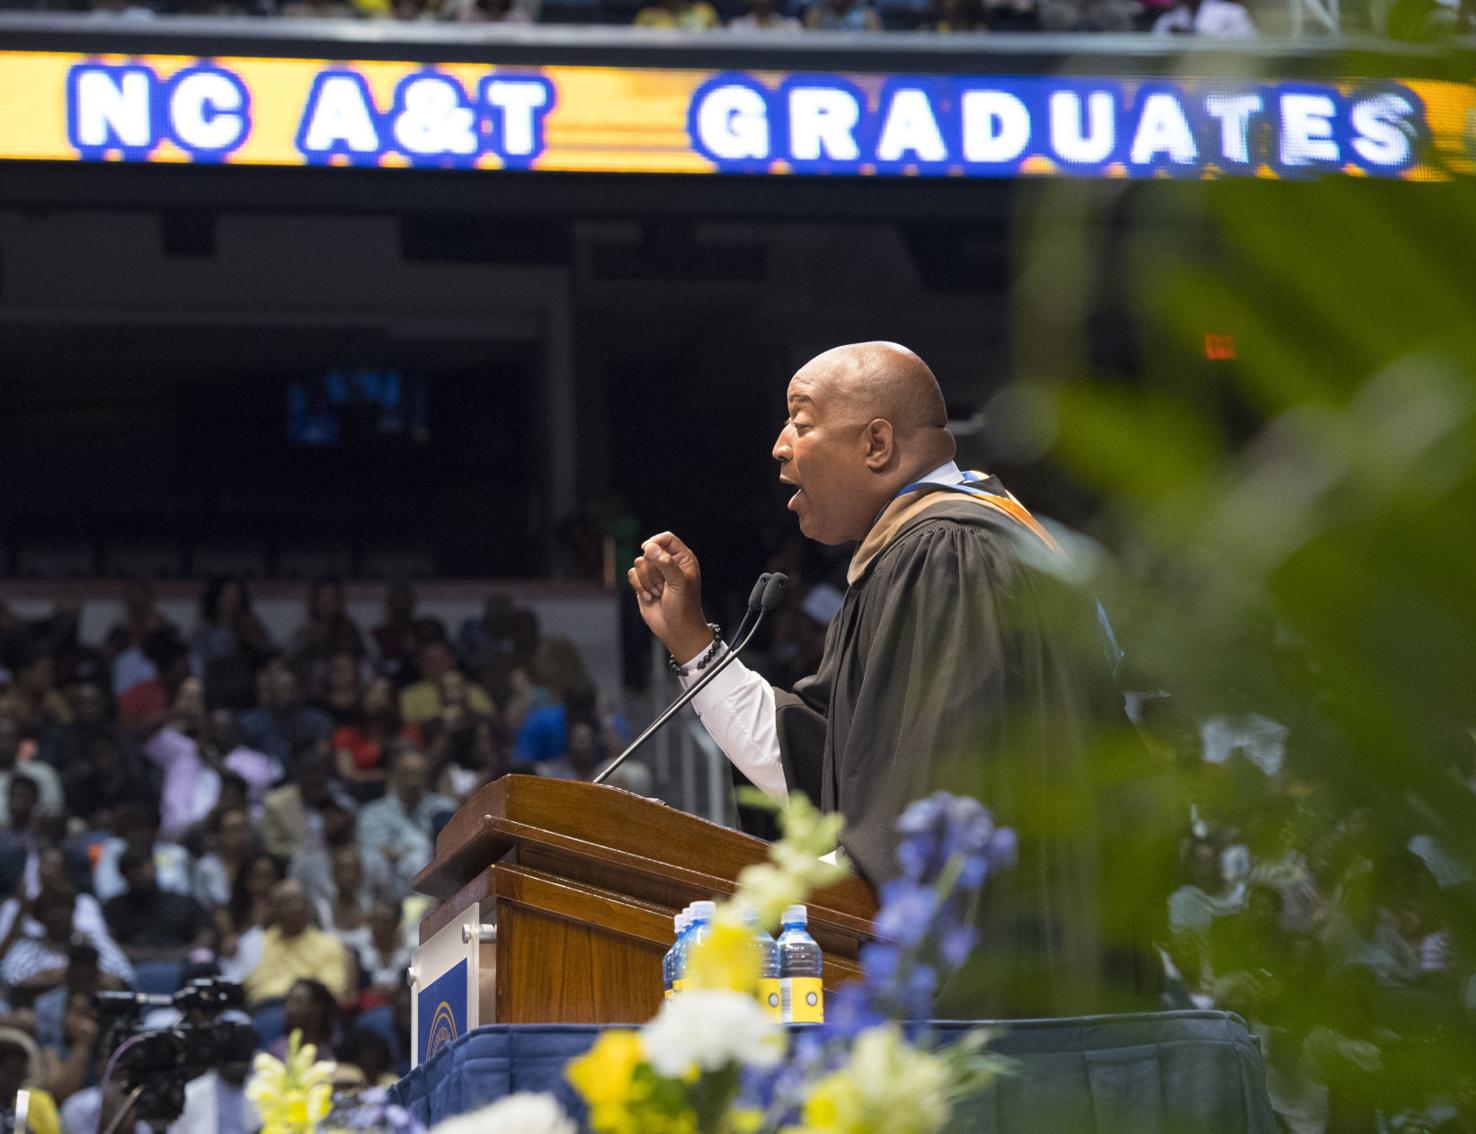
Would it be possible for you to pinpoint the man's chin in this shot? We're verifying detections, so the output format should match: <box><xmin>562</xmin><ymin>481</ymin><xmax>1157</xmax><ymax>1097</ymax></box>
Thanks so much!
<box><xmin>795</xmin><ymin>516</ymin><xmax>849</xmax><ymax>547</ymax></box>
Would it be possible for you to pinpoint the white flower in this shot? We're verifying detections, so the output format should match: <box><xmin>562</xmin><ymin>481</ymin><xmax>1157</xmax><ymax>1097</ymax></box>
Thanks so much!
<box><xmin>430</xmin><ymin>1092</ymin><xmax>575</xmax><ymax>1134</ymax></box>
<box><xmin>640</xmin><ymin>989</ymin><xmax>785</xmax><ymax>1079</ymax></box>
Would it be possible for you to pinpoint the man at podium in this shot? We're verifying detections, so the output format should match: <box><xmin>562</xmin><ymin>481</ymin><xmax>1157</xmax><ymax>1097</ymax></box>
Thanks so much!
<box><xmin>628</xmin><ymin>342</ymin><xmax>1155</xmax><ymax>1016</ymax></box>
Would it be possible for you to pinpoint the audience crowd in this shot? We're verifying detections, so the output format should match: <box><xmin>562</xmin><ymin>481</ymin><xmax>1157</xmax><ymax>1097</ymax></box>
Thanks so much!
<box><xmin>0</xmin><ymin>0</ymin><xmax>1271</xmax><ymax>39</ymax></box>
<box><xmin>1149</xmin><ymin>704</ymin><xmax>1469</xmax><ymax>1133</ymax></box>
<box><xmin>0</xmin><ymin>578</ymin><xmax>636</xmax><ymax>1133</ymax></box>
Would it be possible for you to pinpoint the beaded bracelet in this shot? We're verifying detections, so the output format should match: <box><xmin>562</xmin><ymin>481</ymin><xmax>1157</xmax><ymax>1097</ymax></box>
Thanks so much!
<box><xmin>668</xmin><ymin>624</ymin><xmax>724</xmax><ymax>676</ymax></box>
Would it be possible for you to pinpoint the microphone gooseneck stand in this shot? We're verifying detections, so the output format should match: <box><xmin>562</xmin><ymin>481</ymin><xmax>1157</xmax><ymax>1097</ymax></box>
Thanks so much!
<box><xmin>593</xmin><ymin>572</ymin><xmax>788</xmax><ymax>787</ymax></box>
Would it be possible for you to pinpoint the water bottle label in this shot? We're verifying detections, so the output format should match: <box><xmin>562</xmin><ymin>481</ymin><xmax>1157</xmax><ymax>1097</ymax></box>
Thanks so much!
<box><xmin>673</xmin><ymin>979</ymin><xmax>685</xmax><ymax>996</ymax></box>
<box><xmin>758</xmin><ymin>978</ymin><xmax>782</xmax><ymax>1021</ymax></box>
<box><xmin>781</xmin><ymin>977</ymin><xmax>823</xmax><ymax>1023</ymax></box>
<box><xmin>665</xmin><ymin>988</ymin><xmax>675</xmax><ymax>1001</ymax></box>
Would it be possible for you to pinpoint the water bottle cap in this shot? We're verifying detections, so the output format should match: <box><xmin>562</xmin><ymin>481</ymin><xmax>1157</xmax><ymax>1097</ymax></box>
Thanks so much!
<box><xmin>691</xmin><ymin>900</ymin><xmax>716</xmax><ymax>921</ymax></box>
<box><xmin>781</xmin><ymin>904</ymin><xmax>807</xmax><ymax>927</ymax></box>
<box><xmin>673</xmin><ymin>911</ymin><xmax>685</xmax><ymax>931</ymax></box>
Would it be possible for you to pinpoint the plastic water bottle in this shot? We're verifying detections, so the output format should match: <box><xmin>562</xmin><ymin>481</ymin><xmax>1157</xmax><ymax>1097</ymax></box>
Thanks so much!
<box><xmin>676</xmin><ymin>901</ymin><xmax>715</xmax><ymax>996</ymax></box>
<box><xmin>778</xmin><ymin>904</ymin><xmax>823</xmax><ymax>1023</ymax></box>
<box><xmin>743</xmin><ymin>909</ymin><xmax>782</xmax><ymax>1021</ymax></box>
<box><xmin>663</xmin><ymin>909</ymin><xmax>688</xmax><ymax>1000</ymax></box>
<box><xmin>671</xmin><ymin>905</ymin><xmax>694</xmax><ymax>996</ymax></box>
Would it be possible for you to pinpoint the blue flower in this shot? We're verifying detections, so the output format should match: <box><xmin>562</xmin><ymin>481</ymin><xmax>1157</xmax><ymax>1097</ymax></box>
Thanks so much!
<box><xmin>989</xmin><ymin>826</ymin><xmax>1019</xmax><ymax>869</ymax></box>
<box><xmin>824</xmin><ymin>982</ymin><xmax>886</xmax><ymax>1038</ymax></box>
<box><xmin>940</xmin><ymin>923</ymin><xmax>977</xmax><ymax>969</ymax></box>
<box><xmin>874</xmin><ymin>881</ymin><xmax>938</xmax><ymax>945</ymax></box>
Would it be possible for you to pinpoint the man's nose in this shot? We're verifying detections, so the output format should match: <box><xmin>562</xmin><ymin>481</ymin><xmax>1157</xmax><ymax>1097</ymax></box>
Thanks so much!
<box><xmin>772</xmin><ymin>426</ymin><xmax>792</xmax><ymax>463</ymax></box>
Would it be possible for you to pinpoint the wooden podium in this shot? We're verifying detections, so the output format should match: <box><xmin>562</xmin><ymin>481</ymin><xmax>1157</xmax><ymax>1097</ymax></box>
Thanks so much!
<box><xmin>410</xmin><ymin>774</ymin><xmax>877</xmax><ymax>1045</ymax></box>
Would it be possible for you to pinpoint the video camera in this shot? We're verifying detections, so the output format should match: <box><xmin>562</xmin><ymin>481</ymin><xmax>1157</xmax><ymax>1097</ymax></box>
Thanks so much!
<box><xmin>94</xmin><ymin>978</ymin><xmax>257</xmax><ymax>1127</ymax></box>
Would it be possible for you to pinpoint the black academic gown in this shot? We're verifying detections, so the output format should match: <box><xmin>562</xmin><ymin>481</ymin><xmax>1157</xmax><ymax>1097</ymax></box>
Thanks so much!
<box><xmin>771</xmin><ymin>496</ymin><xmax>1160</xmax><ymax>1017</ymax></box>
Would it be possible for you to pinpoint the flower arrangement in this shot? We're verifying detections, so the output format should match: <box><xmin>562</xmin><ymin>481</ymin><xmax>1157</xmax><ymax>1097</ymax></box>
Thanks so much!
<box><xmin>245</xmin><ymin>790</ymin><xmax>1014</xmax><ymax>1134</ymax></box>
<box><xmin>557</xmin><ymin>789</ymin><xmax>1016</xmax><ymax>1134</ymax></box>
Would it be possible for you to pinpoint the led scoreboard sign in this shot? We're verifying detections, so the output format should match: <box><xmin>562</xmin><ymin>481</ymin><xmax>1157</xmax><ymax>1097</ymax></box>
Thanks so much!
<box><xmin>1</xmin><ymin>48</ymin><xmax>1473</xmax><ymax>180</ymax></box>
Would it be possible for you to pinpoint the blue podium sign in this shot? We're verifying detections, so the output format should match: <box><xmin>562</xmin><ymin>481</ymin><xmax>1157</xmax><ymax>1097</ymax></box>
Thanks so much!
<box><xmin>417</xmin><ymin>958</ymin><xmax>469</xmax><ymax>1064</ymax></box>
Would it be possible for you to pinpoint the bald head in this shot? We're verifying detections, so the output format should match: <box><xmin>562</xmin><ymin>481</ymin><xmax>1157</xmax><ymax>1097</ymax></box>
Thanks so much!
<box><xmin>774</xmin><ymin>342</ymin><xmax>957</xmax><ymax>545</ymax></box>
<box><xmin>794</xmin><ymin>342</ymin><xmax>950</xmax><ymax>440</ymax></box>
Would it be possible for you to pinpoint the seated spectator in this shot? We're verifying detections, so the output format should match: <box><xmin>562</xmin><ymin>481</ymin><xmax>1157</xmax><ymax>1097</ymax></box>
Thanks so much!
<box><xmin>424</xmin><ymin>671</ymin><xmax>505</xmax><ymax>800</ymax></box>
<box><xmin>238</xmin><ymin>658</ymin><xmax>334</xmax><ymax>774</ymax></box>
<box><xmin>109</xmin><ymin>580</ymin><xmax>174</xmax><ymax>650</ymax></box>
<box><xmin>189</xmin><ymin>576</ymin><xmax>271</xmax><ymax>678</ymax></box>
<box><xmin>33</xmin><ymin>944</ymin><xmax>100</xmax><ymax>1057</ymax></box>
<box><xmin>0</xmin><ymin>1027</ymin><xmax>61</xmax><ymax>1134</ymax></box>
<box><xmin>456</xmin><ymin>595</ymin><xmax>516</xmax><ymax>687</ymax></box>
<box><xmin>141</xmin><ymin>717</ymin><xmax>221</xmax><ymax>844</ymax></box>
<box><xmin>334</xmin><ymin>678</ymin><xmax>420</xmax><ymax>797</ymax></box>
<box><xmin>0</xmin><ymin>885</ymin><xmax>133</xmax><ymax>993</ymax></box>
<box><xmin>217</xmin><ymin>853</ymin><xmax>281</xmax><ymax>986</ymax></box>
<box><xmin>116</xmin><ymin>628</ymin><xmax>190</xmax><ymax>733</ymax></box>
<box><xmin>288</xmin><ymin>802</ymin><xmax>390</xmax><ymax>912</ymax></box>
<box><xmin>289</xmin><ymin>577</ymin><xmax>366</xmax><ymax>699</ymax></box>
<box><xmin>245</xmin><ymin>882</ymin><xmax>349</xmax><ymax>1006</ymax></box>
<box><xmin>167</xmin><ymin>675</ymin><xmax>207</xmax><ymax>741</ymax></box>
<box><xmin>535</xmin><ymin>720</ymin><xmax>653</xmax><ymax>795</ymax></box>
<box><xmin>8</xmin><ymin>649</ymin><xmax>74</xmax><ymax>736</ymax></box>
<box><xmin>729</xmin><ymin>0</ymin><xmax>803</xmax><ymax>27</ymax></box>
<box><xmin>398</xmin><ymin>642</ymin><xmax>493</xmax><ymax>725</ymax></box>
<box><xmin>1152</xmin><ymin>0</ymin><xmax>1255</xmax><ymax>32</ymax></box>
<box><xmin>357</xmin><ymin>749</ymin><xmax>453</xmax><ymax>897</ymax></box>
<box><xmin>260</xmin><ymin>747</ymin><xmax>357</xmax><ymax>862</ymax></box>
<box><xmin>192</xmin><ymin>805</ymin><xmax>256</xmax><ymax>910</ymax></box>
<box><xmin>932</xmin><ymin>0</ymin><xmax>987</xmax><ymax>28</ymax></box>
<box><xmin>805</xmin><ymin>0</ymin><xmax>881</xmax><ymax>28</ymax></box>
<box><xmin>0</xmin><ymin>775</ymin><xmax>43</xmax><ymax>895</ymax></box>
<box><xmin>270</xmin><ymin>978</ymin><xmax>339</xmax><ymax>1061</ymax></box>
<box><xmin>314</xmin><ymin>651</ymin><xmax>364</xmax><ymax>729</ymax></box>
<box><xmin>36</xmin><ymin>604</ymin><xmax>107</xmax><ymax>698</ymax></box>
<box><xmin>515</xmin><ymin>685</ymin><xmax>629</xmax><ymax>767</ymax></box>
<box><xmin>480</xmin><ymin>608</ymin><xmax>543</xmax><ymax>720</ymax></box>
<box><xmin>514</xmin><ymin>637</ymin><xmax>584</xmax><ymax>724</ymax></box>
<box><xmin>48</xmin><ymin>681</ymin><xmax>111</xmax><ymax>772</ymax></box>
<box><xmin>320</xmin><ymin>844</ymin><xmax>374</xmax><ymax>954</ymax></box>
<box><xmin>201</xmin><ymin>710</ymin><xmax>280</xmax><ymax>819</ymax></box>
<box><xmin>1166</xmin><ymin>837</ymin><xmax>1246</xmax><ymax>993</ymax></box>
<box><xmin>63</xmin><ymin>733</ymin><xmax>151</xmax><ymax>834</ymax></box>
<box><xmin>92</xmin><ymin>801</ymin><xmax>193</xmax><ymax>902</ymax></box>
<box><xmin>336</xmin><ymin>1027</ymin><xmax>397</xmax><ymax>1089</ymax></box>
<box><xmin>60</xmin><ymin>1078</ymin><xmax>145</xmax><ymax>1134</ymax></box>
<box><xmin>634</xmin><ymin>0</ymin><xmax>720</xmax><ymax>26</ymax></box>
<box><xmin>38</xmin><ymin>988</ymin><xmax>99</xmax><ymax>1106</ymax></box>
<box><xmin>371</xmin><ymin>582</ymin><xmax>419</xmax><ymax>685</ymax></box>
<box><xmin>102</xmin><ymin>847</ymin><xmax>211</xmax><ymax>959</ymax></box>
<box><xmin>1</xmin><ymin>849</ymin><xmax>106</xmax><ymax>938</ymax></box>
<box><xmin>0</xmin><ymin>709</ymin><xmax>64</xmax><ymax>821</ymax></box>
<box><xmin>107</xmin><ymin>580</ymin><xmax>174</xmax><ymax>683</ymax></box>
<box><xmin>354</xmin><ymin>899</ymin><xmax>410</xmax><ymax>1006</ymax></box>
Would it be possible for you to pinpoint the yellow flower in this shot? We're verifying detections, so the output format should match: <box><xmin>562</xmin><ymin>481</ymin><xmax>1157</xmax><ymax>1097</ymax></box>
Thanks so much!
<box><xmin>566</xmin><ymin>1030</ymin><xmax>645</xmax><ymax>1132</ymax></box>
<box><xmin>789</xmin><ymin>1025</ymin><xmax>951</xmax><ymax>1134</ymax></box>
<box><xmin>684</xmin><ymin>916</ymin><xmax>760</xmax><ymax>995</ymax></box>
<box><xmin>245</xmin><ymin>1031</ymin><xmax>335</xmax><ymax>1134</ymax></box>
<box><xmin>729</xmin><ymin>793</ymin><xmax>850</xmax><ymax>930</ymax></box>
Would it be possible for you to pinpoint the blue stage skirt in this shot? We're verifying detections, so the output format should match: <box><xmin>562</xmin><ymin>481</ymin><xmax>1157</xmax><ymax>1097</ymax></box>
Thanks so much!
<box><xmin>389</xmin><ymin>1010</ymin><xmax>1277</xmax><ymax>1133</ymax></box>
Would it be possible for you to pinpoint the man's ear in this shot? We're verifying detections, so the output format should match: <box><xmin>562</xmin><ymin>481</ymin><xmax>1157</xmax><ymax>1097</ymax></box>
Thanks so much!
<box><xmin>862</xmin><ymin>419</ymin><xmax>895</xmax><ymax>470</ymax></box>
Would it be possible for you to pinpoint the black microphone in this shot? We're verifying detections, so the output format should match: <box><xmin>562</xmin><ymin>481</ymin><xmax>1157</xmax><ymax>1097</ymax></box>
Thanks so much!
<box><xmin>593</xmin><ymin>572</ymin><xmax>789</xmax><ymax>788</ymax></box>
<box><xmin>731</xmin><ymin>572</ymin><xmax>772</xmax><ymax>645</ymax></box>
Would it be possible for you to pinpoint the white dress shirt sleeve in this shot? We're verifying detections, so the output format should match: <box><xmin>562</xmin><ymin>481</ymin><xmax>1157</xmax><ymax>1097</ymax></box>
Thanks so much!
<box><xmin>678</xmin><ymin>645</ymin><xmax>788</xmax><ymax>803</ymax></box>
